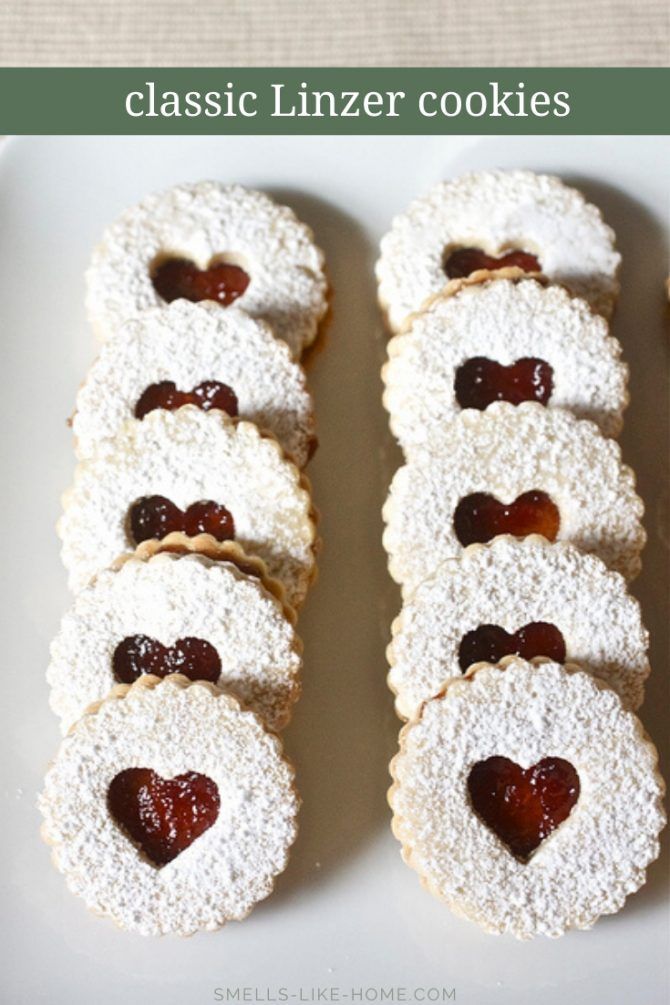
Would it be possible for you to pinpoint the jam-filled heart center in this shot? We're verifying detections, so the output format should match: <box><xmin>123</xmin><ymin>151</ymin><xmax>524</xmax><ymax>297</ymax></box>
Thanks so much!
<box><xmin>454</xmin><ymin>491</ymin><xmax>560</xmax><ymax>547</ymax></box>
<box><xmin>108</xmin><ymin>768</ymin><xmax>220</xmax><ymax>867</ymax></box>
<box><xmin>129</xmin><ymin>495</ymin><xmax>235</xmax><ymax>545</ymax></box>
<box><xmin>151</xmin><ymin>257</ymin><xmax>250</xmax><ymax>307</ymax></box>
<box><xmin>113</xmin><ymin>635</ymin><xmax>221</xmax><ymax>685</ymax></box>
<box><xmin>458</xmin><ymin>622</ymin><xmax>565</xmax><ymax>673</ymax></box>
<box><xmin>444</xmin><ymin>247</ymin><xmax>541</xmax><ymax>280</ymax></box>
<box><xmin>467</xmin><ymin>756</ymin><xmax>580</xmax><ymax>862</ymax></box>
<box><xmin>135</xmin><ymin>381</ymin><xmax>239</xmax><ymax>420</ymax></box>
<box><xmin>455</xmin><ymin>357</ymin><xmax>553</xmax><ymax>410</ymax></box>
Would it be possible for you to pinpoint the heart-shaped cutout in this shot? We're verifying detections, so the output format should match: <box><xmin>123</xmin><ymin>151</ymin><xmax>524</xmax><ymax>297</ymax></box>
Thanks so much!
<box><xmin>108</xmin><ymin>768</ymin><xmax>220</xmax><ymax>866</ymax></box>
<box><xmin>151</xmin><ymin>257</ymin><xmax>250</xmax><ymax>307</ymax></box>
<box><xmin>129</xmin><ymin>495</ymin><xmax>235</xmax><ymax>545</ymax></box>
<box><xmin>151</xmin><ymin>255</ymin><xmax>251</xmax><ymax>305</ymax></box>
<box><xmin>135</xmin><ymin>380</ymin><xmax>239</xmax><ymax>420</ymax></box>
<box><xmin>112</xmin><ymin>635</ymin><xmax>221</xmax><ymax>685</ymax></box>
<box><xmin>444</xmin><ymin>247</ymin><xmax>541</xmax><ymax>280</ymax></box>
<box><xmin>454</xmin><ymin>491</ymin><xmax>560</xmax><ymax>547</ymax></box>
<box><xmin>454</xmin><ymin>357</ymin><xmax>553</xmax><ymax>410</ymax></box>
<box><xmin>467</xmin><ymin>756</ymin><xmax>580</xmax><ymax>861</ymax></box>
<box><xmin>458</xmin><ymin>622</ymin><xmax>565</xmax><ymax>673</ymax></box>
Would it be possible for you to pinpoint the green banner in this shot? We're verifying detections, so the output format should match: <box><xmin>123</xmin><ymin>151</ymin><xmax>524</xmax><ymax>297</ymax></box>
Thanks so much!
<box><xmin>0</xmin><ymin>68</ymin><xmax>667</xmax><ymax>134</ymax></box>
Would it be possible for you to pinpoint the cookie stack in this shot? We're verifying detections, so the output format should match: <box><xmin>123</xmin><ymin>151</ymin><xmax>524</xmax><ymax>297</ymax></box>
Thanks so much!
<box><xmin>377</xmin><ymin>170</ymin><xmax>665</xmax><ymax>938</ymax></box>
<box><xmin>40</xmin><ymin>182</ymin><xmax>329</xmax><ymax>935</ymax></box>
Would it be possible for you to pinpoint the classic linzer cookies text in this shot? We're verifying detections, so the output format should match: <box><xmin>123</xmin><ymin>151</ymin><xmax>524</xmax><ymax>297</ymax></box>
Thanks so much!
<box><xmin>125</xmin><ymin>81</ymin><xmax>571</xmax><ymax>121</ymax></box>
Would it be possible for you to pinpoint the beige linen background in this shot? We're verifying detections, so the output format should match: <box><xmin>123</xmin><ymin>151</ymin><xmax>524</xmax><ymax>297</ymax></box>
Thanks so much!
<box><xmin>0</xmin><ymin>0</ymin><xmax>668</xmax><ymax>67</ymax></box>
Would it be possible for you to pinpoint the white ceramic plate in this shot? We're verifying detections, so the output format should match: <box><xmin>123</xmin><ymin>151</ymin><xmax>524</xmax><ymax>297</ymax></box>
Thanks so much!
<box><xmin>0</xmin><ymin>135</ymin><xmax>668</xmax><ymax>1005</ymax></box>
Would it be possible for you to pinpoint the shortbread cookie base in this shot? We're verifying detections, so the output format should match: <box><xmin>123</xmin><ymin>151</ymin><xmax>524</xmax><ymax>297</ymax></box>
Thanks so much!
<box><xmin>73</xmin><ymin>301</ymin><xmax>317</xmax><ymax>467</ymax></box>
<box><xmin>48</xmin><ymin>551</ymin><xmax>303</xmax><ymax>734</ymax></box>
<box><xmin>85</xmin><ymin>181</ymin><xmax>329</xmax><ymax>358</ymax></box>
<box><xmin>58</xmin><ymin>407</ymin><xmax>319</xmax><ymax>608</ymax></box>
<box><xmin>114</xmin><ymin>533</ymin><xmax>297</xmax><ymax>625</ymax></box>
<box><xmin>387</xmin><ymin>535</ymin><xmax>649</xmax><ymax>719</ymax></box>
<box><xmin>376</xmin><ymin>170</ymin><xmax>621</xmax><ymax>331</ymax></box>
<box><xmin>383</xmin><ymin>271</ymin><xmax>628</xmax><ymax>449</ymax></box>
<box><xmin>382</xmin><ymin>401</ymin><xmax>645</xmax><ymax>594</ymax></box>
<box><xmin>389</xmin><ymin>658</ymin><xmax>665</xmax><ymax>939</ymax></box>
<box><xmin>40</xmin><ymin>675</ymin><xmax>300</xmax><ymax>936</ymax></box>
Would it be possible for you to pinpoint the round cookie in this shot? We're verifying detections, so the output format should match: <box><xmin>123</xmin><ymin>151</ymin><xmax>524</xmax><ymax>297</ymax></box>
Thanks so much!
<box><xmin>73</xmin><ymin>301</ymin><xmax>316</xmax><ymax>467</ymax></box>
<box><xmin>383</xmin><ymin>401</ymin><xmax>645</xmax><ymax>595</ymax></box>
<box><xmin>388</xmin><ymin>535</ymin><xmax>649</xmax><ymax>719</ymax></box>
<box><xmin>126</xmin><ymin>533</ymin><xmax>295</xmax><ymax>619</ymax></box>
<box><xmin>389</xmin><ymin>658</ymin><xmax>665</xmax><ymax>939</ymax></box>
<box><xmin>48</xmin><ymin>550</ymin><xmax>303</xmax><ymax>734</ymax></box>
<box><xmin>376</xmin><ymin>170</ymin><xmax>620</xmax><ymax>330</ymax></box>
<box><xmin>59</xmin><ymin>406</ymin><xmax>318</xmax><ymax>607</ymax></box>
<box><xmin>85</xmin><ymin>181</ymin><xmax>329</xmax><ymax>358</ymax></box>
<box><xmin>40</xmin><ymin>675</ymin><xmax>299</xmax><ymax>936</ymax></box>
<box><xmin>383</xmin><ymin>272</ymin><xmax>628</xmax><ymax>450</ymax></box>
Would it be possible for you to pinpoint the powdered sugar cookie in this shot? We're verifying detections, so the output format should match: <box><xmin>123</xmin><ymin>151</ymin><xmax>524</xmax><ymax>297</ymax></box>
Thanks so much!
<box><xmin>376</xmin><ymin>170</ymin><xmax>620</xmax><ymax>330</ymax></box>
<box><xmin>73</xmin><ymin>301</ymin><xmax>316</xmax><ymax>467</ymax></box>
<box><xmin>125</xmin><ymin>533</ymin><xmax>295</xmax><ymax>622</ymax></box>
<box><xmin>85</xmin><ymin>181</ymin><xmax>328</xmax><ymax>358</ymax></box>
<box><xmin>383</xmin><ymin>273</ymin><xmax>628</xmax><ymax>450</ymax></box>
<box><xmin>40</xmin><ymin>675</ymin><xmax>299</xmax><ymax>936</ymax></box>
<box><xmin>383</xmin><ymin>401</ymin><xmax>645</xmax><ymax>594</ymax></box>
<box><xmin>59</xmin><ymin>407</ymin><xmax>318</xmax><ymax>607</ymax></box>
<box><xmin>48</xmin><ymin>550</ymin><xmax>302</xmax><ymax>734</ymax></box>
<box><xmin>389</xmin><ymin>658</ymin><xmax>665</xmax><ymax>939</ymax></box>
<box><xmin>388</xmin><ymin>535</ymin><xmax>649</xmax><ymax>719</ymax></box>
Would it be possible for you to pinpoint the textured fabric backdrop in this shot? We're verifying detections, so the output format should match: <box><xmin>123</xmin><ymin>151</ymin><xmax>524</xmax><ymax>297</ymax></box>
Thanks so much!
<box><xmin>0</xmin><ymin>0</ymin><xmax>668</xmax><ymax>67</ymax></box>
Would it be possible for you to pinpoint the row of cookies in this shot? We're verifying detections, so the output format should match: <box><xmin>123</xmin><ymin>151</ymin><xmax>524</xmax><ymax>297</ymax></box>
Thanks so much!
<box><xmin>376</xmin><ymin>171</ymin><xmax>665</xmax><ymax>938</ymax></box>
<box><xmin>39</xmin><ymin>182</ymin><xmax>330</xmax><ymax>935</ymax></box>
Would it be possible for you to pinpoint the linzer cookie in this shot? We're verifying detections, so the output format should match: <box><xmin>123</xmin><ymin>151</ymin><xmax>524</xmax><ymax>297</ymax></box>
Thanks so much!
<box><xmin>376</xmin><ymin>170</ymin><xmax>620</xmax><ymax>330</ymax></box>
<box><xmin>383</xmin><ymin>401</ymin><xmax>644</xmax><ymax>595</ymax></box>
<box><xmin>48</xmin><ymin>550</ymin><xmax>302</xmax><ymax>734</ymax></box>
<box><xmin>73</xmin><ymin>301</ymin><xmax>316</xmax><ymax>467</ymax></box>
<box><xmin>85</xmin><ymin>181</ymin><xmax>328</xmax><ymax>358</ymax></box>
<box><xmin>383</xmin><ymin>273</ymin><xmax>628</xmax><ymax>451</ymax></box>
<box><xmin>40</xmin><ymin>675</ymin><xmax>299</xmax><ymax>936</ymax></box>
<box><xmin>58</xmin><ymin>406</ymin><xmax>318</xmax><ymax>607</ymax></box>
<box><xmin>388</xmin><ymin>535</ymin><xmax>649</xmax><ymax>720</ymax></box>
<box><xmin>389</xmin><ymin>659</ymin><xmax>665</xmax><ymax>939</ymax></box>
<box><xmin>128</xmin><ymin>533</ymin><xmax>294</xmax><ymax>617</ymax></box>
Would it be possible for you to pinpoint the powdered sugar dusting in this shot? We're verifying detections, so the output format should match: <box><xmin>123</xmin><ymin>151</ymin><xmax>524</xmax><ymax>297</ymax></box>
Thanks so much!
<box><xmin>73</xmin><ymin>301</ymin><xmax>316</xmax><ymax>467</ymax></box>
<box><xmin>382</xmin><ymin>401</ymin><xmax>645</xmax><ymax>593</ymax></box>
<box><xmin>40</xmin><ymin>676</ymin><xmax>299</xmax><ymax>935</ymax></box>
<box><xmin>388</xmin><ymin>535</ymin><xmax>649</xmax><ymax>719</ymax></box>
<box><xmin>376</xmin><ymin>170</ymin><xmax>620</xmax><ymax>329</ymax></box>
<box><xmin>48</xmin><ymin>551</ymin><xmax>302</xmax><ymax>733</ymax></box>
<box><xmin>389</xmin><ymin>660</ymin><xmax>665</xmax><ymax>939</ymax></box>
<box><xmin>58</xmin><ymin>407</ymin><xmax>317</xmax><ymax>606</ymax></box>
<box><xmin>85</xmin><ymin>181</ymin><xmax>328</xmax><ymax>357</ymax></box>
<box><xmin>383</xmin><ymin>275</ymin><xmax>628</xmax><ymax>451</ymax></box>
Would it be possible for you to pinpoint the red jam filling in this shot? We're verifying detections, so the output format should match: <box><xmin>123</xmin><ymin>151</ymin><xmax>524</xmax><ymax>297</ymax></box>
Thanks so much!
<box><xmin>108</xmin><ymin>768</ymin><xmax>220</xmax><ymax>866</ymax></box>
<box><xmin>467</xmin><ymin>756</ymin><xmax>580</xmax><ymax>861</ymax></box>
<box><xmin>129</xmin><ymin>495</ymin><xmax>235</xmax><ymax>545</ymax></box>
<box><xmin>112</xmin><ymin>635</ymin><xmax>221</xmax><ymax>685</ymax></box>
<box><xmin>454</xmin><ymin>357</ymin><xmax>553</xmax><ymax>410</ymax></box>
<box><xmin>453</xmin><ymin>491</ymin><xmax>560</xmax><ymax>547</ymax></box>
<box><xmin>135</xmin><ymin>381</ymin><xmax>239</xmax><ymax>420</ymax></box>
<box><xmin>458</xmin><ymin>622</ymin><xmax>566</xmax><ymax>673</ymax></box>
<box><xmin>152</xmin><ymin>258</ymin><xmax>250</xmax><ymax>307</ymax></box>
<box><xmin>444</xmin><ymin>247</ymin><xmax>541</xmax><ymax>280</ymax></box>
